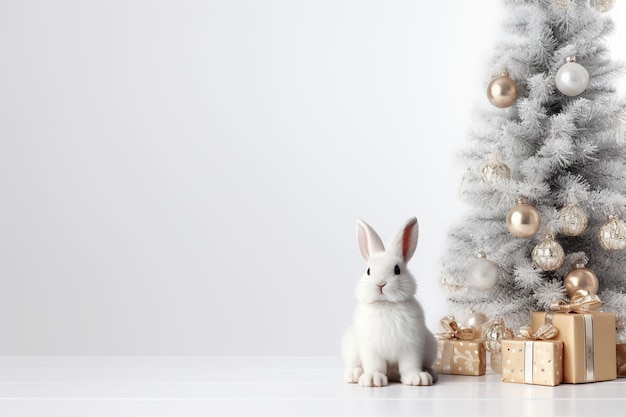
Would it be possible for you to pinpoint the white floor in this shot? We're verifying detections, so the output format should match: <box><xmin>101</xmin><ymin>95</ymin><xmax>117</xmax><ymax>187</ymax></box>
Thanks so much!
<box><xmin>0</xmin><ymin>356</ymin><xmax>624</xmax><ymax>417</ymax></box>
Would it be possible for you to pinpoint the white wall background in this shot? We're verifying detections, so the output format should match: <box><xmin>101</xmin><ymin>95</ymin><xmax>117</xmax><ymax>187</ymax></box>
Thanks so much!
<box><xmin>1</xmin><ymin>0</ymin><xmax>625</xmax><ymax>356</ymax></box>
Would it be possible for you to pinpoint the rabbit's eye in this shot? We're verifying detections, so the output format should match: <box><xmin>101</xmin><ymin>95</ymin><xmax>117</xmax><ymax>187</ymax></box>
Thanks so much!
<box><xmin>367</xmin><ymin>267</ymin><xmax>370</xmax><ymax>275</ymax></box>
<box><xmin>394</xmin><ymin>265</ymin><xmax>401</xmax><ymax>275</ymax></box>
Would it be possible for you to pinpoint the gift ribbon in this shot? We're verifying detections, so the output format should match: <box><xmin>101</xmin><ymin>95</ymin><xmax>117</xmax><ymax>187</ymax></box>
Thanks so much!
<box><xmin>519</xmin><ymin>323</ymin><xmax>558</xmax><ymax>340</ymax></box>
<box><xmin>435</xmin><ymin>316</ymin><xmax>477</xmax><ymax>340</ymax></box>
<box><xmin>549</xmin><ymin>289</ymin><xmax>602</xmax><ymax>313</ymax></box>
<box><xmin>583</xmin><ymin>313</ymin><xmax>594</xmax><ymax>382</ymax></box>
<box><xmin>524</xmin><ymin>341</ymin><xmax>534</xmax><ymax>384</ymax></box>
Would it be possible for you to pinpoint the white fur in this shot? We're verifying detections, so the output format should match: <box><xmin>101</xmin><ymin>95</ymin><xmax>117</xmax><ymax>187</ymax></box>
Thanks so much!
<box><xmin>342</xmin><ymin>217</ymin><xmax>438</xmax><ymax>387</ymax></box>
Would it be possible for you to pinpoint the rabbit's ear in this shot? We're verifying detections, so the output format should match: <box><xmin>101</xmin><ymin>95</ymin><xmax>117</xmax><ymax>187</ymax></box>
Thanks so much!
<box><xmin>388</xmin><ymin>217</ymin><xmax>419</xmax><ymax>262</ymax></box>
<box><xmin>356</xmin><ymin>219</ymin><xmax>385</xmax><ymax>261</ymax></box>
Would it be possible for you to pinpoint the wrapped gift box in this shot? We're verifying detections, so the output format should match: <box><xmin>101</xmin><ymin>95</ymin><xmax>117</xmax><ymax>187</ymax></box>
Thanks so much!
<box><xmin>531</xmin><ymin>311</ymin><xmax>616</xmax><ymax>384</ymax></box>
<box><xmin>433</xmin><ymin>339</ymin><xmax>486</xmax><ymax>376</ymax></box>
<box><xmin>617</xmin><ymin>343</ymin><xmax>626</xmax><ymax>378</ymax></box>
<box><xmin>501</xmin><ymin>338</ymin><xmax>564</xmax><ymax>386</ymax></box>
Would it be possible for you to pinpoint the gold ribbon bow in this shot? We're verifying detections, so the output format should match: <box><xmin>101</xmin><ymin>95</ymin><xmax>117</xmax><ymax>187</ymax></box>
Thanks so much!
<box><xmin>435</xmin><ymin>316</ymin><xmax>477</xmax><ymax>340</ymax></box>
<box><xmin>519</xmin><ymin>323</ymin><xmax>558</xmax><ymax>340</ymax></box>
<box><xmin>549</xmin><ymin>289</ymin><xmax>602</xmax><ymax>313</ymax></box>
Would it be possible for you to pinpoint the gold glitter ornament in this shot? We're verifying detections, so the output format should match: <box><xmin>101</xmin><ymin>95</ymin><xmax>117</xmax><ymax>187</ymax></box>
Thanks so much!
<box><xmin>532</xmin><ymin>235</ymin><xmax>565</xmax><ymax>271</ymax></box>
<box><xmin>563</xmin><ymin>263</ymin><xmax>599</xmax><ymax>299</ymax></box>
<box><xmin>598</xmin><ymin>215</ymin><xmax>626</xmax><ymax>251</ymax></box>
<box><xmin>481</xmin><ymin>152</ymin><xmax>511</xmax><ymax>185</ymax></box>
<box><xmin>506</xmin><ymin>197</ymin><xmax>541</xmax><ymax>238</ymax></box>
<box><xmin>483</xmin><ymin>317</ymin><xmax>514</xmax><ymax>374</ymax></box>
<box><xmin>591</xmin><ymin>0</ymin><xmax>616</xmax><ymax>12</ymax></box>
<box><xmin>558</xmin><ymin>204</ymin><xmax>588</xmax><ymax>236</ymax></box>
<box><xmin>483</xmin><ymin>317</ymin><xmax>514</xmax><ymax>354</ymax></box>
<box><xmin>487</xmin><ymin>71</ymin><xmax>518</xmax><ymax>108</ymax></box>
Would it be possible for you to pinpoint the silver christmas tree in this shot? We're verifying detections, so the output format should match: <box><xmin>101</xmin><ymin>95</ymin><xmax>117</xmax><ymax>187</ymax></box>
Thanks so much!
<box><xmin>440</xmin><ymin>0</ymin><xmax>626</xmax><ymax>339</ymax></box>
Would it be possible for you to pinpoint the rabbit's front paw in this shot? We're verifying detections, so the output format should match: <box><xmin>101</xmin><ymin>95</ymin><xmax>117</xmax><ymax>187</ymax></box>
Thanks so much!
<box><xmin>344</xmin><ymin>367</ymin><xmax>364</xmax><ymax>384</ymax></box>
<box><xmin>401</xmin><ymin>371</ymin><xmax>434</xmax><ymax>386</ymax></box>
<box><xmin>358</xmin><ymin>372</ymin><xmax>388</xmax><ymax>387</ymax></box>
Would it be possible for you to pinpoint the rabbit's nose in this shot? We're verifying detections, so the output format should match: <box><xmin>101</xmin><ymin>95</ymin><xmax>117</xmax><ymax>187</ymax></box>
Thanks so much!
<box><xmin>376</xmin><ymin>283</ymin><xmax>386</xmax><ymax>294</ymax></box>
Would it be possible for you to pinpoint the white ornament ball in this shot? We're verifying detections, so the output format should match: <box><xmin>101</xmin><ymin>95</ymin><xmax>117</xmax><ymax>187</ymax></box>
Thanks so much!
<box><xmin>462</xmin><ymin>310</ymin><xmax>490</xmax><ymax>331</ymax></box>
<box><xmin>598</xmin><ymin>215</ymin><xmax>626</xmax><ymax>251</ymax></box>
<box><xmin>556</xmin><ymin>58</ymin><xmax>589</xmax><ymax>96</ymax></box>
<box><xmin>468</xmin><ymin>253</ymin><xmax>499</xmax><ymax>291</ymax></box>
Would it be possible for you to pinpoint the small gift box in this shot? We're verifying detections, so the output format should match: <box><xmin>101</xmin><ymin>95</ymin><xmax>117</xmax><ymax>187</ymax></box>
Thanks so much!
<box><xmin>617</xmin><ymin>343</ymin><xmax>626</xmax><ymax>378</ymax></box>
<box><xmin>433</xmin><ymin>316</ymin><xmax>486</xmax><ymax>376</ymax></box>
<box><xmin>531</xmin><ymin>290</ymin><xmax>617</xmax><ymax>384</ymax></box>
<box><xmin>501</xmin><ymin>325</ymin><xmax>564</xmax><ymax>386</ymax></box>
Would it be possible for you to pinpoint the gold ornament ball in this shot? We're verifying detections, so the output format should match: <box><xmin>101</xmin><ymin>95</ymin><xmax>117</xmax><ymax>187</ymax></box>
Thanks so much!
<box><xmin>532</xmin><ymin>235</ymin><xmax>565</xmax><ymax>271</ymax></box>
<box><xmin>563</xmin><ymin>264</ymin><xmax>599</xmax><ymax>299</ymax></box>
<box><xmin>598</xmin><ymin>215</ymin><xmax>626</xmax><ymax>251</ymax></box>
<box><xmin>558</xmin><ymin>204</ymin><xmax>588</xmax><ymax>236</ymax></box>
<box><xmin>591</xmin><ymin>0</ymin><xmax>616</xmax><ymax>12</ymax></box>
<box><xmin>506</xmin><ymin>198</ymin><xmax>541</xmax><ymax>238</ymax></box>
<box><xmin>487</xmin><ymin>73</ymin><xmax>519</xmax><ymax>108</ymax></box>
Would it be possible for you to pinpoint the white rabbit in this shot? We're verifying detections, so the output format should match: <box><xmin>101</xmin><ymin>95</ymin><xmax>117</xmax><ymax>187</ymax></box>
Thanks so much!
<box><xmin>342</xmin><ymin>217</ymin><xmax>438</xmax><ymax>387</ymax></box>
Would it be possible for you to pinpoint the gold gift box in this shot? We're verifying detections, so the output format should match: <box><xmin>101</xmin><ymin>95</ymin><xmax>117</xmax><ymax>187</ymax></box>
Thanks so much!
<box><xmin>501</xmin><ymin>338</ymin><xmax>564</xmax><ymax>386</ymax></box>
<box><xmin>433</xmin><ymin>339</ymin><xmax>486</xmax><ymax>376</ymax></box>
<box><xmin>531</xmin><ymin>311</ymin><xmax>616</xmax><ymax>384</ymax></box>
<box><xmin>617</xmin><ymin>343</ymin><xmax>626</xmax><ymax>378</ymax></box>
